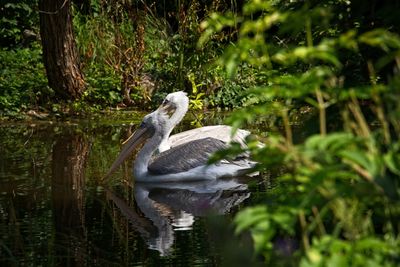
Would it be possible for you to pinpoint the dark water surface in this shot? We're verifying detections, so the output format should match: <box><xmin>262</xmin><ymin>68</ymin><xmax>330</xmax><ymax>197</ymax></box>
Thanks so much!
<box><xmin>0</xmin><ymin>112</ymin><xmax>276</xmax><ymax>266</ymax></box>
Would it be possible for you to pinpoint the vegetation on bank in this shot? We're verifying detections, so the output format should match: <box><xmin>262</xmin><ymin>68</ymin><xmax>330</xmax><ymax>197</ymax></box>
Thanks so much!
<box><xmin>1</xmin><ymin>0</ymin><xmax>255</xmax><ymax>118</ymax></box>
<box><xmin>203</xmin><ymin>0</ymin><xmax>400</xmax><ymax>265</ymax></box>
<box><xmin>1</xmin><ymin>0</ymin><xmax>400</xmax><ymax>266</ymax></box>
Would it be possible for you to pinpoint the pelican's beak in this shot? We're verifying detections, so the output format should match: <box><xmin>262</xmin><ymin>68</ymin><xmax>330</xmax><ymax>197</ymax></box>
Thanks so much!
<box><xmin>159</xmin><ymin>100</ymin><xmax>177</xmax><ymax>117</ymax></box>
<box><xmin>104</xmin><ymin>124</ymin><xmax>155</xmax><ymax>179</ymax></box>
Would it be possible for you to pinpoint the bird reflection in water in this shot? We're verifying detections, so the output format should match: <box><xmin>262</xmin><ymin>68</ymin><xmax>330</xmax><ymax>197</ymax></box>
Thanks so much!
<box><xmin>106</xmin><ymin>178</ymin><xmax>250</xmax><ymax>256</ymax></box>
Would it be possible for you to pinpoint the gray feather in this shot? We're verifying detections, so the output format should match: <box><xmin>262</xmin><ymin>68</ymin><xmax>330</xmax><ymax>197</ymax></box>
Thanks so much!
<box><xmin>148</xmin><ymin>137</ymin><xmax>227</xmax><ymax>174</ymax></box>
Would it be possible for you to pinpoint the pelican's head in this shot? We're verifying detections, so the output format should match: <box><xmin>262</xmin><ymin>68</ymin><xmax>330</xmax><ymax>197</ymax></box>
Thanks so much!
<box><xmin>104</xmin><ymin>109</ymin><xmax>169</xmax><ymax>178</ymax></box>
<box><xmin>159</xmin><ymin>91</ymin><xmax>189</xmax><ymax>120</ymax></box>
<box><xmin>156</xmin><ymin>91</ymin><xmax>189</xmax><ymax>153</ymax></box>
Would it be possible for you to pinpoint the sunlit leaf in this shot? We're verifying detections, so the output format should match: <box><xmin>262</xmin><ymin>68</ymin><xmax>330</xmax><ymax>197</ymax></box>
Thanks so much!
<box><xmin>234</xmin><ymin>206</ymin><xmax>269</xmax><ymax>234</ymax></box>
<box><xmin>339</xmin><ymin>150</ymin><xmax>370</xmax><ymax>170</ymax></box>
<box><xmin>359</xmin><ymin>29</ymin><xmax>400</xmax><ymax>51</ymax></box>
<box><xmin>384</xmin><ymin>150</ymin><xmax>400</xmax><ymax>175</ymax></box>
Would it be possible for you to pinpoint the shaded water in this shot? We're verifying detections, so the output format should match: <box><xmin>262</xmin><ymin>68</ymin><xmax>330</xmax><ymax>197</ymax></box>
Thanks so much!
<box><xmin>0</xmin><ymin>112</ymin><xmax>277</xmax><ymax>266</ymax></box>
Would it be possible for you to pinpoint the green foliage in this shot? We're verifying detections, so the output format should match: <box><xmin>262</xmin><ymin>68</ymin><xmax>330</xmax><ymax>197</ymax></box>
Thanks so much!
<box><xmin>73</xmin><ymin>9</ymin><xmax>131</xmax><ymax>107</ymax></box>
<box><xmin>299</xmin><ymin>235</ymin><xmax>398</xmax><ymax>267</ymax></box>
<box><xmin>83</xmin><ymin>63</ymin><xmax>122</xmax><ymax>106</ymax></box>
<box><xmin>0</xmin><ymin>0</ymin><xmax>38</xmax><ymax>47</ymax></box>
<box><xmin>0</xmin><ymin>0</ymin><xmax>47</xmax><ymax>117</ymax></box>
<box><xmin>0</xmin><ymin>44</ymin><xmax>51</xmax><ymax>116</ymax></box>
<box><xmin>187</xmin><ymin>72</ymin><xmax>205</xmax><ymax>126</ymax></box>
<box><xmin>201</xmin><ymin>0</ymin><xmax>400</xmax><ymax>265</ymax></box>
<box><xmin>72</xmin><ymin>0</ymin><xmax>252</xmax><ymax>110</ymax></box>
<box><xmin>1</xmin><ymin>0</ymin><xmax>254</xmax><ymax>114</ymax></box>
<box><xmin>207</xmin><ymin>65</ymin><xmax>260</xmax><ymax>108</ymax></box>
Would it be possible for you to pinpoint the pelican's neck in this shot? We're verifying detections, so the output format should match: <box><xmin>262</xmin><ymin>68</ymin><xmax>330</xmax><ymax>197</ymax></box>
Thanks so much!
<box><xmin>134</xmin><ymin>133</ymin><xmax>162</xmax><ymax>179</ymax></box>
<box><xmin>134</xmin><ymin>185</ymin><xmax>174</xmax><ymax>255</ymax></box>
<box><xmin>159</xmin><ymin>105</ymin><xmax>188</xmax><ymax>152</ymax></box>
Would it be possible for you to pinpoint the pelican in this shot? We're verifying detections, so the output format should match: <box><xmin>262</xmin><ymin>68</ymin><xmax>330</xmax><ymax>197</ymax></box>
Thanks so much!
<box><xmin>106</xmin><ymin>106</ymin><xmax>256</xmax><ymax>182</ymax></box>
<box><xmin>158</xmin><ymin>91</ymin><xmax>251</xmax><ymax>153</ymax></box>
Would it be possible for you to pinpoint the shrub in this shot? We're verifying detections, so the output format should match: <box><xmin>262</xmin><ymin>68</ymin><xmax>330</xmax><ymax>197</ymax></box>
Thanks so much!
<box><xmin>202</xmin><ymin>0</ymin><xmax>400</xmax><ymax>265</ymax></box>
<box><xmin>0</xmin><ymin>44</ymin><xmax>51</xmax><ymax>116</ymax></box>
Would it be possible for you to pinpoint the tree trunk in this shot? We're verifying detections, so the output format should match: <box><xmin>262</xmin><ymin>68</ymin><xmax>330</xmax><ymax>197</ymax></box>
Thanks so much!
<box><xmin>39</xmin><ymin>0</ymin><xmax>85</xmax><ymax>100</ymax></box>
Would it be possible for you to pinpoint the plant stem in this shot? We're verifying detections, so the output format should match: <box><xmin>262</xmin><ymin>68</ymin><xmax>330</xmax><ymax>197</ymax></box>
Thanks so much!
<box><xmin>282</xmin><ymin>108</ymin><xmax>293</xmax><ymax>147</ymax></box>
<box><xmin>348</xmin><ymin>92</ymin><xmax>371</xmax><ymax>138</ymax></box>
<box><xmin>367</xmin><ymin>61</ymin><xmax>391</xmax><ymax>144</ymax></box>
<box><xmin>312</xmin><ymin>206</ymin><xmax>326</xmax><ymax>236</ymax></box>
<box><xmin>299</xmin><ymin>210</ymin><xmax>310</xmax><ymax>251</ymax></box>
<box><xmin>306</xmin><ymin>18</ymin><xmax>313</xmax><ymax>47</ymax></box>
<box><xmin>315</xmin><ymin>88</ymin><xmax>326</xmax><ymax>135</ymax></box>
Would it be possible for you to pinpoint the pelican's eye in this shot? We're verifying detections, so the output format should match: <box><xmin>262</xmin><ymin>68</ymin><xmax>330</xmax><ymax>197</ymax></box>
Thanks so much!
<box><xmin>162</xmin><ymin>99</ymin><xmax>170</xmax><ymax>106</ymax></box>
<box><xmin>139</xmin><ymin>121</ymin><xmax>146</xmax><ymax>128</ymax></box>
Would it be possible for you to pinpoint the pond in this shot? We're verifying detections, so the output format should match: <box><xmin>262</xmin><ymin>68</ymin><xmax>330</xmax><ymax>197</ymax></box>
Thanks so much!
<box><xmin>0</xmin><ymin>111</ymin><xmax>287</xmax><ymax>266</ymax></box>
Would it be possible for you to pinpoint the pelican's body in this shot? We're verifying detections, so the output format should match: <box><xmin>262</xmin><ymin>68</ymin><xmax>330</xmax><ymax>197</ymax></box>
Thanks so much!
<box><xmin>168</xmin><ymin>125</ymin><xmax>250</xmax><ymax>150</ymax></box>
<box><xmin>158</xmin><ymin>92</ymin><xmax>251</xmax><ymax>152</ymax></box>
<box><xmin>106</xmin><ymin>109</ymin><xmax>255</xmax><ymax>182</ymax></box>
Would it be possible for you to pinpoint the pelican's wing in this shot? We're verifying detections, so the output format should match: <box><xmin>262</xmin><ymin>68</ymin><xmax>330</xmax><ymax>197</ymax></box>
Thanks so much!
<box><xmin>148</xmin><ymin>137</ymin><xmax>227</xmax><ymax>175</ymax></box>
<box><xmin>169</xmin><ymin>125</ymin><xmax>250</xmax><ymax>148</ymax></box>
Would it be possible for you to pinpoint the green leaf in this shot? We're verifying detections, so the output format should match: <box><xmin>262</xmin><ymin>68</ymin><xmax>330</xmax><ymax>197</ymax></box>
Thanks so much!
<box><xmin>384</xmin><ymin>150</ymin><xmax>400</xmax><ymax>175</ymax></box>
<box><xmin>354</xmin><ymin>237</ymin><xmax>391</xmax><ymax>252</ymax></box>
<box><xmin>234</xmin><ymin>206</ymin><xmax>269</xmax><ymax>234</ymax></box>
<box><xmin>252</xmin><ymin>220</ymin><xmax>275</xmax><ymax>252</ymax></box>
<box><xmin>359</xmin><ymin>29</ymin><xmax>400</xmax><ymax>51</ymax></box>
<box><xmin>339</xmin><ymin>150</ymin><xmax>370</xmax><ymax>170</ymax></box>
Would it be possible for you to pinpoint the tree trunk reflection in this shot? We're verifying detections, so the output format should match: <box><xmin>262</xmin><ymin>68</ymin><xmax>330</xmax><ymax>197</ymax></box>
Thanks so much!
<box><xmin>51</xmin><ymin>132</ymin><xmax>89</xmax><ymax>266</ymax></box>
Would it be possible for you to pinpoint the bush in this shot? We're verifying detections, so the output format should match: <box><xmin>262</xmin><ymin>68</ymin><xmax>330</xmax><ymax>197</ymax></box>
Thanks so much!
<box><xmin>0</xmin><ymin>1</ymin><xmax>39</xmax><ymax>47</ymax></box>
<box><xmin>0</xmin><ymin>44</ymin><xmax>52</xmax><ymax>116</ymax></box>
<box><xmin>202</xmin><ymin>0</ymin><xmax>400</xmax><ymax>265</ymax></box>
<box><xmin>73</xmin><ymin>0</ymin><xmax>251</xmax><ymax>109</ymax></box>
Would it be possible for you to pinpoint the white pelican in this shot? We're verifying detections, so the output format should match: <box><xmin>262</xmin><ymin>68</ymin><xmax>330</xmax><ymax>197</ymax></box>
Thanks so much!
<box><xmin>106</xmin><ymin>106</ymin><xmax>256</xmax><ymax>182</ymax></box>
<box><xmin>158</xmin><ymin>91</ymin><xmax>251</xmax><ymax>152</ymax></box>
